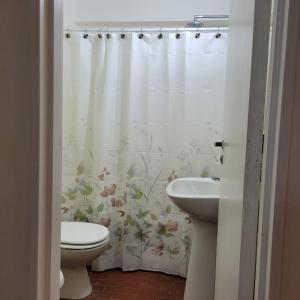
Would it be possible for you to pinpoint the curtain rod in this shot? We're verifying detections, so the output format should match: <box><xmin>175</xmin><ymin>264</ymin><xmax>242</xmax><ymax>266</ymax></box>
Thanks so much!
<box><xmin>64</xmin><ymin>27</ymin><xmax>228</xmax><ymax>33</ymax></box>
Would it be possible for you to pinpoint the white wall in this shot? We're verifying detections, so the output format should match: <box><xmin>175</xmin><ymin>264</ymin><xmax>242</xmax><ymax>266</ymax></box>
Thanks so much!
<box><xmin>64</xmin><ymin>0</ymin><xmax>230</xmax><ymax>27</ymax></box>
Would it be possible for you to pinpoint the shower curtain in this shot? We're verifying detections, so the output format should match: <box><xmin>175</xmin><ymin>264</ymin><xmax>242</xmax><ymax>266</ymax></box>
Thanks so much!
<box><xmin>62</xmin><ymin>31</ymin><xmax>227</xmax><ymax>276</ymax></box>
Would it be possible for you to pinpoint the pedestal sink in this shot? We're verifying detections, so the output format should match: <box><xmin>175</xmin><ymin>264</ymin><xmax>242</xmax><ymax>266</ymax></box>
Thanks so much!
<box><xmin>166</xmin><ymin>178</ymin><xmax>220</xmax><ymax>300</ymax></box>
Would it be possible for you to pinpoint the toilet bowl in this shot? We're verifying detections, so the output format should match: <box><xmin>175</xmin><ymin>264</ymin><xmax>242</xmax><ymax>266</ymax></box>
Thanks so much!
<box><xmin>60</xmin><ymin>271</ymin><xmax>64</xmax><ymax>288</ymax></box>
<box><xmin>60</xmin><ymin>222</ymin><xmax>110</xmax><ymax>300</ymax></box>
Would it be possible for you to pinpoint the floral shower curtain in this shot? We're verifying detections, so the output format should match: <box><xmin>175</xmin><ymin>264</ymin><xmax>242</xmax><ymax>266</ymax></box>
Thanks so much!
<box><xmin>62</xmin><ymin>31</ymin><xmax>227</xmax><ymax>276</ymax></box>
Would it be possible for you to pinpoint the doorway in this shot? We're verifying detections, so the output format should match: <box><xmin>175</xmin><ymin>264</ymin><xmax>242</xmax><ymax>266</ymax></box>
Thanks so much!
<box><xmin>48</xmin><ymin>3</ymin><xmax>276</xmax><ymax>299</ymax></box>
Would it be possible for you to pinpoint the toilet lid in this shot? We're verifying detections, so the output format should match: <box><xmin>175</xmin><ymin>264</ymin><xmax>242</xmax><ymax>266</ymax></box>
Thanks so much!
<box><xmin>61</xmin><ymin>222</ymin><xmax>109</xmax><ymax>245</ymax></box>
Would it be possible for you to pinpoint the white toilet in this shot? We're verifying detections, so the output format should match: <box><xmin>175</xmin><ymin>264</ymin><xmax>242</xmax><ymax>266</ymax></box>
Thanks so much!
<box><xmin>60</xmin><ymin>222</ymin><xmax>110</xmax><ymax>299</ymax></box>
<box><xmin>60</xmin><ymin>270</ymin><xmax>64</xmax><ymax>288</ymax></box>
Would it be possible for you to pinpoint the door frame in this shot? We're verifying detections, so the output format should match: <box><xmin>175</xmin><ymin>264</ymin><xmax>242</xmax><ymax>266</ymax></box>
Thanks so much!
<box><xmin>37</xmin><ymin>0</ymin><xmax>63</xmax><ymax>299</ymax></box>
<box><xmin>255</xmin><ymin>0</ymin><xmax>300</xmax><ymax>298</ymax></box>
<box><xmin>41</xmin><ymin>0</ymin><xmax>298</xmax><ymax>298</ymax></box>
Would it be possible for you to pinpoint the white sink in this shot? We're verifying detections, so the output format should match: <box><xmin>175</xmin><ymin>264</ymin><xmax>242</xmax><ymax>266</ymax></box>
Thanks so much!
<box><xmin>166</xmin><ymin>177</ymin><xmax>220</xmax><ymax>223</ymax></box>
<box><xmin>166</xmin><ymin>177</ymin><xmax>220</xmax><ymax>300</ymax></box>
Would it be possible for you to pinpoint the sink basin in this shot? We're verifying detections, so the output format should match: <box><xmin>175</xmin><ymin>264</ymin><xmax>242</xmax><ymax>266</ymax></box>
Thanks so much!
<box><xmin>166</xmin><ymin>177</ymin><xmax>220</xmax><ymax>223</ymax></box>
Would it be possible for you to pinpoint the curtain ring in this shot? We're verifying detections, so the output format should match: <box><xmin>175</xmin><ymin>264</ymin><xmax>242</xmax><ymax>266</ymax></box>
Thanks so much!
<box><xmin>105</xmin><ymin>28</ymin><xmax>111</xmax><ymax>39</ymax></box>
<box><xmin>158</xmin><ymin>29</ymin><xmax>163</xmax><ymax>39</ymax></box>
<box><xmin>65</xmin><ymin>27</ymin><xmax>71</xmax><ymax>39</ymax></box>
<box><xmin>195</xmin><ymin>26</ymin><xmax>200</xmax><ymax>39</ymax></box>
<box><xmin>120</xmin><ymin>29</ymin><xmax>126</xmax><ymax>39</ymax></box>
<box><xmin>138</xmin><ymin>28</ymin><xmax>144</xmax><ymax>39</ymax></box>
<box><xmin>83</xmin><ymin>33</ymin><xmax>89</xmax><ymax>39</ymax></box>
<box><xmin>98</xmin><ymin>29</ymin><xmax>103</xmax><ymax>39</ymax></box>
<box><xmin>82</xmin><ymin>29</ymin><xmax>88</xmax><ymax>39</ymax></box>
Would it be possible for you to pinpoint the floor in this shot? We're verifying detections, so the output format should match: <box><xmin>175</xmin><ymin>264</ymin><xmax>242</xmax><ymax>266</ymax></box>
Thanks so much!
<box><xmin>85</xmin><ymin>268</ymin><xmax>186</xmax><ymax>300</ymax></box>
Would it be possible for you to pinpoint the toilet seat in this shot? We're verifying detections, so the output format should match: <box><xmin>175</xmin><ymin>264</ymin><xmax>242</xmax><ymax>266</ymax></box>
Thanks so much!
<box><xmin>61</xmin><ymin>222</ymin><xmax>109</xmax><ymax>249</ymax></box>
<box><xmin>61</xmin><ymin>236</ymin><xmax>110</xmax><ymax>250</ymax></box>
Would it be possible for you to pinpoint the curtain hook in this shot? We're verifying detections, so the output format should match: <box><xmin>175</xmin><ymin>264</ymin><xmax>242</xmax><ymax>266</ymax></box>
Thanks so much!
<box><xmin>98</xmin><ymin>28</ymin><xmax>103</xmax><ymax>39</ymax></box>
<box><xmin>65</xmin><ymin>27</ymin><xmax>71</xmax><ymax>39</ymax></box>
<box><xmin>83</xmin><ymin>29</ymin><xmax>88</xmax><ymax>39</ymax></box>
<box><xmin>176</xmin><ymin>28</ymin><xmax>181</xmax><ymax>39</ymax></box>
<box><xmin>215</xmin><ymin>28</ymin><xmax>221</xmax><ymax>39</ymax></box>
<box><xmin>158</xmin><ymin>28</ymin><xmax>163</xmax><ymax>39</ymax></box>
<box><xmin>195</xmin><ymin>27</ymin><xmax>200</xmax><ymax>39</ymax></box>
<box><xmin>120</xmin><ymin>28</ymin><xmax>126</xmax><ymax>39</ymax></box>
<box><xmin>138</xmin><ymin>28</ymin><xmax>144</xmax><ymax>39</ymax></box>
<box><xmin>106</xmin><ymin>28</ymin><xmax>111</xmax><ymax>39</ymax></box>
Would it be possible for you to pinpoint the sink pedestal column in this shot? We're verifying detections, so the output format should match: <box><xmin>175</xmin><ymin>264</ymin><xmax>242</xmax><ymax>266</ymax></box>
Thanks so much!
<box><xmin>184</xmin><ymin>219</ymin><xmax>217</xmax><ymax>300</ymax></box>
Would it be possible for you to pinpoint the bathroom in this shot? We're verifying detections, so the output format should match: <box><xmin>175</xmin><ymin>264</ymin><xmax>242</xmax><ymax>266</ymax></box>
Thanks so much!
<box><xmin>2</xmin><ymin>0</ymin><xmax>300</xmax><ymax>299</ymax></box>
<box><xmin>59</xmin><ymin>0</ymin><xmax>267</xmax><ymax>299</ymax></box>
